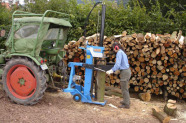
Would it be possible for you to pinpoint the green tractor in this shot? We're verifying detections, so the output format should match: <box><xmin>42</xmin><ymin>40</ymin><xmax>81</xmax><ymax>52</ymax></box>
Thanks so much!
<box><xmin>0</xmin><ymin>10</ymin><xmax>72</xmax><ymax>105</ymax></box>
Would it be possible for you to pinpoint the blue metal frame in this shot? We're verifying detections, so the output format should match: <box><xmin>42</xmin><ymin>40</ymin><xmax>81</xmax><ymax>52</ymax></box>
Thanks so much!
<box><xmin>63</xmin><ymin>45</ymin><xmax>107</xmax><ymax>106</ymax></box>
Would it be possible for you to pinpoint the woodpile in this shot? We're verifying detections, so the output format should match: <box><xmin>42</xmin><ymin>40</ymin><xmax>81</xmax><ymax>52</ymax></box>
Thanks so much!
<box><xmin>63</xmin><ymin>31</ymin><xmax>186</xmax><ymax>100</ymax></box>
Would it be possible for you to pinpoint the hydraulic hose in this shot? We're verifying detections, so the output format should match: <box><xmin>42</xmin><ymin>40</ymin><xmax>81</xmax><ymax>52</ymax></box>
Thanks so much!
<box><xmin>99</xmin><ymin>4</ymin><xmax>106</xmax><ymax>47</ymax></box>
<box><xmin>83</xmin><ymin>2</ymin><xmax>102</xmax><ymax>38</ymax></box>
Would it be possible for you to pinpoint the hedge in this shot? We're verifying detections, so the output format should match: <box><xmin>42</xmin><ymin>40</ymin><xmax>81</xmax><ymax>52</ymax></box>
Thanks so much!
<box><xmin>0</xmin><ymin>0</ymin><xmax>185</xmax><ymax>46</ymax></box>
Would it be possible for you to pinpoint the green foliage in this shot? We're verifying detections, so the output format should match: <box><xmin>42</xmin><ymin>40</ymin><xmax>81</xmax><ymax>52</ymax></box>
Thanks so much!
<box><xmin>0</xmin><ymin>0</ymin><xmax>185</xmax><ymax>46</ymax></box>
<box><xmin>129</xmin><ymin>0</ymin><xmax>186</xmax><ymax>34</ymax></box>
<box><xmin>0</xmin><ymin>5</ymin><xmax>11</xmax><ymax>49</ymax></box>
<box><xmin>25</xmin><ymin>0</ymin><xmax>185</xmax><ymax>41</ymax></box>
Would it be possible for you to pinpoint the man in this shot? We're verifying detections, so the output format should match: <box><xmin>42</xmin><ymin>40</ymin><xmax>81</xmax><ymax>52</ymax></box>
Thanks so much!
<box><xmin>106</xmin><ymin>42</ymin><xmax>131</xmax><ymax>109</ymax></box>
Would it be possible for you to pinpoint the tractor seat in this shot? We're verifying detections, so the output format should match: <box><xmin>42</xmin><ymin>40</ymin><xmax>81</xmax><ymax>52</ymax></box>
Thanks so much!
<box><xmin>41</xmin><ymin>47</ymin><xmax>61</xmax><ymax>55</ymax></box>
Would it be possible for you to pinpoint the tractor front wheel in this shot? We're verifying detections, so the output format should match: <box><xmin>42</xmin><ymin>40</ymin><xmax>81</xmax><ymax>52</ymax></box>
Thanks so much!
<box><xmin>2</xmin><ymin>57</ymin><xmax>47</xmax><ymax>105</ymax></box>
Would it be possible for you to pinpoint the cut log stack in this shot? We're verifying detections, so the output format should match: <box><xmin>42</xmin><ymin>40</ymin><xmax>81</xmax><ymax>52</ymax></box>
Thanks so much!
<box><xmin>63</xmin><ymin>31</ymin><xmax>186</xmax><ymax>100</ymax></box>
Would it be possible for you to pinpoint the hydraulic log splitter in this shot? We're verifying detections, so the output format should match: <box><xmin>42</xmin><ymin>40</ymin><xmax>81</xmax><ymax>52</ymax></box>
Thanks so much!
<box><xmin>63</xmin><ymin>2</ymin><xmax>113</xmax><ymax>106</ymax></box>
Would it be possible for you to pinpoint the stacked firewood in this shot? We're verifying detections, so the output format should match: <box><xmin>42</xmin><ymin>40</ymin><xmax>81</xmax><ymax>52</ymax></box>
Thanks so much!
<box><xmin>63</xmin><ymin>31</ymin><xmax>186</xmax><ymax>99</ymax></box>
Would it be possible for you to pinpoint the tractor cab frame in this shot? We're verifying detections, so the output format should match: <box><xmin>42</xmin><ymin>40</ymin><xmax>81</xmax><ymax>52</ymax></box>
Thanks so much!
<box><xmin>5</xmin><ymin>10</ymin><xmax>72</xmax><ymax>64</ymax></box>
<box><xmin>0</xmin><ymin>10</ymin><xmax>72</xmax><ymax>105</ymax></box>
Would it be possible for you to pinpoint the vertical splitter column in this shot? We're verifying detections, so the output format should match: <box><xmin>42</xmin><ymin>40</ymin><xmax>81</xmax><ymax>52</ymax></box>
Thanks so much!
<box><xmin>83</xmin><ymin>45</ymin><xmax>105</xmax><ymax>102</ymax></box>
<box><xmin>84</xmin><ymin>46</ymin><xmax>93</xmax><ymax>100</ymax></box>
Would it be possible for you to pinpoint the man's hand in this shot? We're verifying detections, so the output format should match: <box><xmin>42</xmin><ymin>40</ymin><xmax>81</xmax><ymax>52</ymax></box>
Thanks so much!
<box><xmin>106</xmin><ymin>69</ymin><xmax>113</xmax><ymax>75</ymax></box>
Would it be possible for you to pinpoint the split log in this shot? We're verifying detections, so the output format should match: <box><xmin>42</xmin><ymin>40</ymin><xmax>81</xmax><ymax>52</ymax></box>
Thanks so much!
<box><xmin>168</xmin><ymin>99</ymin><xmax>176</xmax><ymax>104</ymax></box>
<box><xmin>122</xmin><ymin>31</ymin><xmax>127</xmax><ymax>36</ymax></box>
<box><xmin>138</xmin><ymin>92</ymin><xmax>151</xmax><ymax>101</ymax></box>
<box><xmin>105</xmin><ymin>86</ymin><xmax>122</xmax><ymax>94</ymax></box>
<box><xmin>134</xmin><ymin>86</ymin><xmax>139</xmax><ymax>92</ymax></box>
<box><xmin>105</xmin><ymin>91</ymin><xmax>122</xmax><ymax>98</ymax></box>
<box><xmin>96</xmin><ymin>58</ymin><xmax>106</xmax><ymax>102</ymax></box>
<box><xmin>164</xmin><ymin>101</ymin><xmax>177</xmax><ymax>117</ymax></box>
<box><xmin>137</xmin><ymin>33</ymin><xmax>144</xmax><ymax>42</ymax></box>
<box><xmin>152</xmin><ymin>107</ymin><xmax>171</xmax><ymax>123</ymax></box>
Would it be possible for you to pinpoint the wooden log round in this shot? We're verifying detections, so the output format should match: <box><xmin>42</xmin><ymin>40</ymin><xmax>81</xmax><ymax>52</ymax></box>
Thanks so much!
<box><xmin>164</xmin><ymin>103</ymin><xmax>177</xmax><ymax>117</ymax></box>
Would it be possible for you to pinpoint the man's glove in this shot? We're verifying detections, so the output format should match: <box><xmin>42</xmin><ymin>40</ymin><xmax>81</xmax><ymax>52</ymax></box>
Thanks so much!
<box><xmin>106</xmin><ymin>69</ymin><xmax>113</xmax><ymax>75</ymax></box>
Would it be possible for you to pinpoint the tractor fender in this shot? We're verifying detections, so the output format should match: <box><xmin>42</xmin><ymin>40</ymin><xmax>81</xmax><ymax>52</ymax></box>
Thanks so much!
<box><xmin>9</xmin><ymin>54</ymin><xmax>41</xmax><ymax>66</ymax></box>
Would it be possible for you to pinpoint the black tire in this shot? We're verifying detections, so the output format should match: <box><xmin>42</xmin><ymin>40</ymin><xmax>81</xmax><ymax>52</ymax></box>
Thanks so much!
<box><xmin>73</xmin><ymin>94</ymin><xmax>81</xmax><ymax>102</ymax></box>
<box><xmin>2</xmin><ymin>57</ymin><xmax>47</xmax><ymax>105</ymax></box>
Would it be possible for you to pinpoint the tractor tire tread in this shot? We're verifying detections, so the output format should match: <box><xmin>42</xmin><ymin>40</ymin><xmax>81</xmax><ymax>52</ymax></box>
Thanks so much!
<box><xmin>2</xmin><ymin>57</ymin><xmax>47</xmax><ymax>105</ymax></box>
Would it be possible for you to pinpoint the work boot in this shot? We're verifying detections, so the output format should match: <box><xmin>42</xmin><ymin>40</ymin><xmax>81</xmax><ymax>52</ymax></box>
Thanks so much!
<box><xmin>118</xmin><ymin>104</ymin><xmax>130</xmax><ymax>109</ymax></box>
<box><xmin>120</xmin><ymin>101</ymin><xmax>124</xmax><ymax>104</ymax></box>
<box><xmin>120</xmin><ymin>101</ymin><xmax>130</xmax><ymax>105</ymax></box>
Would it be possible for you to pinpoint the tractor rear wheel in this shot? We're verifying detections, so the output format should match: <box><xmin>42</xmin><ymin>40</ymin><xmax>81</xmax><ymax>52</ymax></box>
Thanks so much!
<box><xmin>2</xmin><ymin>57</ymin><xmax>47</xmax><ymax>105</ymax></box>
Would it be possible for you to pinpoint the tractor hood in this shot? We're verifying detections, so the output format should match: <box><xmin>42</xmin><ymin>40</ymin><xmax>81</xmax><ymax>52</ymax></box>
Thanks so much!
<box><xmin>14</xmin><ymin>17</ymin><xmax>72</xmax><ymax>27</ymax></box>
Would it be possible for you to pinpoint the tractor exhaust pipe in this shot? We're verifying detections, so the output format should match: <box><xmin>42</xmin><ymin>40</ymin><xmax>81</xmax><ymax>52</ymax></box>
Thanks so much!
<box><xmin>99</xmin><ymin>4</ymin><xmax>106</xmax><ymax>47</ymax></box>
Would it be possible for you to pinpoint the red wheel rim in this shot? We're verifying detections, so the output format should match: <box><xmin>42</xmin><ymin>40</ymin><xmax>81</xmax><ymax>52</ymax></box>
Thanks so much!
<box><xmin>6</xmin><ymin>64</ymin><xmax>37</xmax><ymax>99</ymax></box>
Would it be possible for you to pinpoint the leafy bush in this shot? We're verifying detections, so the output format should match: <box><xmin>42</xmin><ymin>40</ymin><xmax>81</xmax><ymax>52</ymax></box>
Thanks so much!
<box><xmin>0</xmin><ymin>5</ymin><xmax>11</xmax><ymax>49</ymax></box>
<box><xmin>0</xmin><ymin>0</ymin><xmax>185</xmax><ymax>46</ymax></box>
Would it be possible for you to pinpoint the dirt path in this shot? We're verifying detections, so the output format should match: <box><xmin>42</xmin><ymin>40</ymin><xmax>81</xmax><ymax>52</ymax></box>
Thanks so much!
<box><xmin>0</xmin><ymin>85</ymin><xmax>185</xmax><ymax>123</ymax></box>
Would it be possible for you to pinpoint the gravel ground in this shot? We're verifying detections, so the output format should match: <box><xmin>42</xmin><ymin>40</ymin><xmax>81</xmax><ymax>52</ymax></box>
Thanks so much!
<box><xmin>0</xmin><ymin>84</ymin><xmax>185</xmax><ymax>123</ymax></box>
